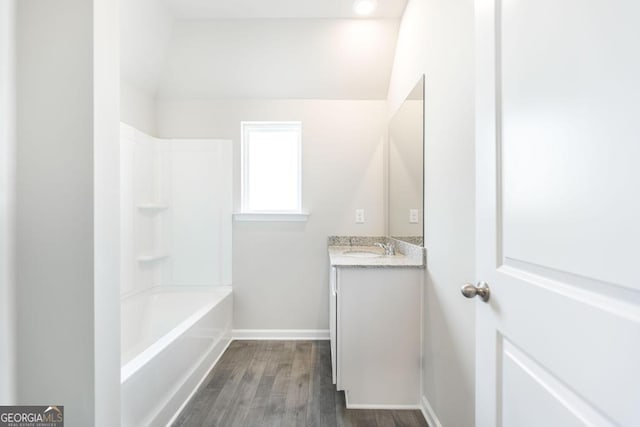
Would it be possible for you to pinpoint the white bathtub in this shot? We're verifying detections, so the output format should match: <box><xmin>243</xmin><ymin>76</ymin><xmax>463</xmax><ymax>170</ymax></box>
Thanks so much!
<box><xmin>121</xmin><ymin>286</ymin><xmax>232</xmax><ymax>427</ymax></box>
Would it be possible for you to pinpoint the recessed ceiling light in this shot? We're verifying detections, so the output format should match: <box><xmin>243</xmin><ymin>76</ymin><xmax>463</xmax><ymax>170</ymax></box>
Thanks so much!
<box><xmin>353</xmin><ymin>0</ymin><xmax>377</xmax><ymax>16</ymax></box>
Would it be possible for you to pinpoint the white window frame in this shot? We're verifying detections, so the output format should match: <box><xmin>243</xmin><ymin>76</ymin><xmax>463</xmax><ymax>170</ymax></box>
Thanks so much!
<box><xmin>237</xmin><ymin>121</ymin><xmax>308</xmax><ymax>221</ymax></box>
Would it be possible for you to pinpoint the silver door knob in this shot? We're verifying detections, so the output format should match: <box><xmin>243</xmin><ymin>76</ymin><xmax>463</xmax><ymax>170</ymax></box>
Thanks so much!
<box><xmin>461</xmin><ymin>282</ymin><xmax>491</xmax><ymax>302</ymax></box>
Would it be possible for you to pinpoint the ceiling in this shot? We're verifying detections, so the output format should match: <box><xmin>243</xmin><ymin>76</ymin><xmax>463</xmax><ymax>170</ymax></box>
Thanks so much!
<box><xmin>121</xmin><ymin>0</ymin><xmax>405</xmax><ymax>99</ymax></box>
<box><xmin>164</xmin><ymin>0</ymin><xmax>408</xmax><ymax>20</ymax></box>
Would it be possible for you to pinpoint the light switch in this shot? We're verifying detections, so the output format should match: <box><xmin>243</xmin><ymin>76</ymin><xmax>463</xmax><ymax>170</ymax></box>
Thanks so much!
<box><xmin>355</xmin><ymin>209</ymin><xmax>365</xmax><ymax>224</ymax></box>
<box><xmin>409</xmin><ymin>209</ymin><xmax>419</xmax><ymax>224</ymax></box>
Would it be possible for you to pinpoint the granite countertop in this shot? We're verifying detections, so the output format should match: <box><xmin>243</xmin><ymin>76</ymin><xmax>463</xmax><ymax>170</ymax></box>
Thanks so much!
<box><xmin>328</xmin><ymin>245</ymin><xmax>425</xmax><ymax>268</ymax></box>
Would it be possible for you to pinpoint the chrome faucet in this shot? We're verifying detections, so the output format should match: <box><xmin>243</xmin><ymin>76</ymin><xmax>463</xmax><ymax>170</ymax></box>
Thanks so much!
<box><xmin>374</xmin><ymin>242</ymin><xmax>396</xmax><ymax>256</ymax></box>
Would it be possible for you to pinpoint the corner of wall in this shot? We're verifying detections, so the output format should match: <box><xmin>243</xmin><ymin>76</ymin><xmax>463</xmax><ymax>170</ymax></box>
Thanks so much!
<box><xmin>120</xmin><ymin>78</ymin><xmax>158</xmax><ymax>137</ymax></box>
<box><xmin>386</xmin><ymin>0</ymin><xmax>429</xmax><ymax>118</ymax></box>
<box><xmin>388</xmin><ymin>0</ymin><xmax>476</xmax><ymax>426</ymax></box>
<box><xmin>420</xmin><ymin>395</ymin><xmax>443</xmax><ymax>427</ymax></box>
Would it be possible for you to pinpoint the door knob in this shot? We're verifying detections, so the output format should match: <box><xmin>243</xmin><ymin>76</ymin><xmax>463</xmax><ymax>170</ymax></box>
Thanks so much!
<box><xmin>461</xmin><ymin>282</ymin><xmax>491</xmax><ymax>302</ymax></box>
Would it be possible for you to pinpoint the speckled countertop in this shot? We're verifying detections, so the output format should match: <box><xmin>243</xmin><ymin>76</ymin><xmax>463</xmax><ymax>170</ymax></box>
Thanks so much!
<box><xmin>328</xmin><ymin>240</ymin><xmax>425</xmax><ymax>268</ymax></box>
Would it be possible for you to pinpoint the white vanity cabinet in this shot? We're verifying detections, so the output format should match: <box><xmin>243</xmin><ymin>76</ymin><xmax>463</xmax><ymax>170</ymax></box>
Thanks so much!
<box><xmin>330</xmin><ymin>265</ymin><xmax>422</xmax><ymax>408</ymax></box>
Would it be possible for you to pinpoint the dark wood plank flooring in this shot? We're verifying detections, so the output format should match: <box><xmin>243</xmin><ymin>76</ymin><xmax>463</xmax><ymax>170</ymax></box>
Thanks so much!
<box><xmin>173</xmin><ymin>340</ymin><xmax>428</xmax><ymax>427</ymax></box>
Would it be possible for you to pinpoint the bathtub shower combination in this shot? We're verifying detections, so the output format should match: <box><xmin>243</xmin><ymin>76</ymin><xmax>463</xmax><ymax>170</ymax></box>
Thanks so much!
<box><xmin>119</xmin><ymin>124</ymin><xmax>233</xmax><ymax>426</ymax></box>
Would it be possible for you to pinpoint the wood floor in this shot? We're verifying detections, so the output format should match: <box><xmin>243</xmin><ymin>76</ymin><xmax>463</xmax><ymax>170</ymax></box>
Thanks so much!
<box><xmin>173</xmin><ymin>340</ymin><xmax>428</xmax><ymax>427</ymax></box>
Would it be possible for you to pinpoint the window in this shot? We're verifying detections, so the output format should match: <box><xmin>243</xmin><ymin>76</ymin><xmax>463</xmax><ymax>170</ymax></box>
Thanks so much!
<box><xmin>240</xmin><ymin>122</ymin><xmax>304</xmax><ymax>217</ymax></box>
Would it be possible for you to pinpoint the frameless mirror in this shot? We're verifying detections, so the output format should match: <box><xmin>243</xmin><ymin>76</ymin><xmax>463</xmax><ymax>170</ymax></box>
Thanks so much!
<box><xmin>388</xmin><ymin>75</ymin><xmax>424</xmax><ymax>246</ymax></box>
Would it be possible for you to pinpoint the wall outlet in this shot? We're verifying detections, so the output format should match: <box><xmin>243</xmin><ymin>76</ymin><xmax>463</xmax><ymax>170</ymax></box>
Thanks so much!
<box><xmin>355</xmin><ymin>209</ymin><xmax>365</xmax><ymax>224</ymax></box>
<box><xmin>409</xmin><ymin>209</ymin><xmax>419</xmax><ymax>224</ymax></box>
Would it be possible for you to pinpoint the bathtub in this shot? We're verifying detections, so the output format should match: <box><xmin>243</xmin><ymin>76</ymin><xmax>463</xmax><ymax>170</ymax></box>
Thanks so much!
<box><xmin>121</xmin><ymin>286</ymin><xmax>233</xmax><ymax>427</ymax></box>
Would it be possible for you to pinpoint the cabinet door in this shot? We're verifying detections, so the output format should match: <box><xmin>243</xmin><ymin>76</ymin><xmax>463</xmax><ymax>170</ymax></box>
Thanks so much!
<box><xmin>338</xmin><ymin>268</ymin><xmax>421</xmax><ymax>407</ymax></box>
<box><xmin>329</xmin><ymin>266</ymin><xmax>337</xmax><ymax>385</ymax></box>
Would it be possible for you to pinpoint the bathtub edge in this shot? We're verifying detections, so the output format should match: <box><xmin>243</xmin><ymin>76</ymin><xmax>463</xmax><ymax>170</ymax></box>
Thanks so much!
<box><xmin>162</xmin><ymin>335</ymin><xmax>233</xmax><ymax>427</ymax></box>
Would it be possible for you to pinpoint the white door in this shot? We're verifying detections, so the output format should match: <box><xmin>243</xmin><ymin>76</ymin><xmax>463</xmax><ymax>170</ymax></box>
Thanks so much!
<box><xmin>475</xmin><ymin>0</ymin><xmax>640</xmax><ymax>426</ymax></box>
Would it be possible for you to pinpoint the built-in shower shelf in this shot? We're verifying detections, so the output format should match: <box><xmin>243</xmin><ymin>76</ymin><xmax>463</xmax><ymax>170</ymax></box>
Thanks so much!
<box><xmin>137</xmin><ymin>204</ymin><xmax>169</xmax><ymax>211</ymax></box>
<box><xmin>137</xmin><ymin>254</ymin><xmax>169</xmax><ymax>262</ymax></box>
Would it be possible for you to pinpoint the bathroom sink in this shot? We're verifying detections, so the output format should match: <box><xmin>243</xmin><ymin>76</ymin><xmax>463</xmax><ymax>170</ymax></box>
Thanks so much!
<box><xmin>342</xmin><ymin>250</ymin><xmax>382</xmax><ymax>258</ymax></box>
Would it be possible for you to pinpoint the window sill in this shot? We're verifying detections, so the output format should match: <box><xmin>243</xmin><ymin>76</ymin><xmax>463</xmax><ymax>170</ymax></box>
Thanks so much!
<box><xmin>233</xmin><ymin>211</ymin><xmax>310</xmax><ymax>222</ymax></box>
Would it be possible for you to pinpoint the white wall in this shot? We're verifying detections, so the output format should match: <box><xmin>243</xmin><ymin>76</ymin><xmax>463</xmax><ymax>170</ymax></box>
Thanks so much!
<box><xmin>158</xmin><ymin>19</ymin><xmax>399</xmax><ymax>99</ymax></box>
<box><xmin>93</xmin><ymin>0</ymin><xmax>121</xmax><ymax>423</ymax></box>
<box><xmin>16</xmin><ymin>1</ymin><xmax>120</xmax><ymax>425</ymax></box>
<box><xmin>121</xmin><ymin>80</ymin><xmax>156</xmax><ymax>136</ymax></box>
<box><xmin>120</xmin><ymin>0</ymin><xmax>173</xmax><ymax>94</ymax></box>
<box><xmin>120</xmin><ymin>0</ymin><xmax>170</xmax><ymax>136</ymax></box>
<box><xmin>0</xmin><ymin>0</ymin><xmax>16</xmax><ymax>405</ymax></box>
<box><xmin>388</xmin><ymin>0</ymin><xmax>476</xmax><ymax>425</ymax></box>
<box><xmin>156</xmin><ymin>99</ymin><xmax>387</xmax><ymax>330</ymax></box>
<box><xmin>17</xmin><ymin>1</ymin><xmax>93</xmax><ymax>421</ymax></box>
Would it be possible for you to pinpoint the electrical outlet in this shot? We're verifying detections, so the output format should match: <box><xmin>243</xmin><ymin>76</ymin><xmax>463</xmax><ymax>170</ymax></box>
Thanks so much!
<box><xmin>355</xmin><ymin>209</ymin><xmax>365</xmax><ymax>224</ymax></box>
<box><xmin>409</xmin><ymin>209</ymin><xmax>419</xmax><ymax>224</ymax></box>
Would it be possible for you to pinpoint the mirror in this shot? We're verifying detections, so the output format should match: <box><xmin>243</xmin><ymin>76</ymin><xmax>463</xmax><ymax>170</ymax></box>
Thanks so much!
<box><xmin>388</xmin><ymin>75</ymin><xmax>424</xmax><ymax>246</ymax></box>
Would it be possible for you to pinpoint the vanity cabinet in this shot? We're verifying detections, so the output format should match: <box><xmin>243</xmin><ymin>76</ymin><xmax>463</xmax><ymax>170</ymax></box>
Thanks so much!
<box><xmin>330</xmin><ymin>266</ymin><xmax>422</xmax><ymax>408</ymax></box>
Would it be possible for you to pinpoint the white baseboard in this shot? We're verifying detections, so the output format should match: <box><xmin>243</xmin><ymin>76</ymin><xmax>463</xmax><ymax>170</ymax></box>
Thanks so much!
<box><xmin>346</xmin><ymin>403</ymin><xmax>421</xmax><ymax>410</ymax></box>
<box><xmin>232</xmin><ymin>329</ymin><xmax>329</xmax><ymax>340</ymax></box>
<box><xmin>345</xmin><ymin>392</ymin><xmax>420</xmax><ymax>410</ymax></box>
<box><xmin>420</xmin><ymin>395</ymin><xmax>443</xmax><ymax>427</ymax></box>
